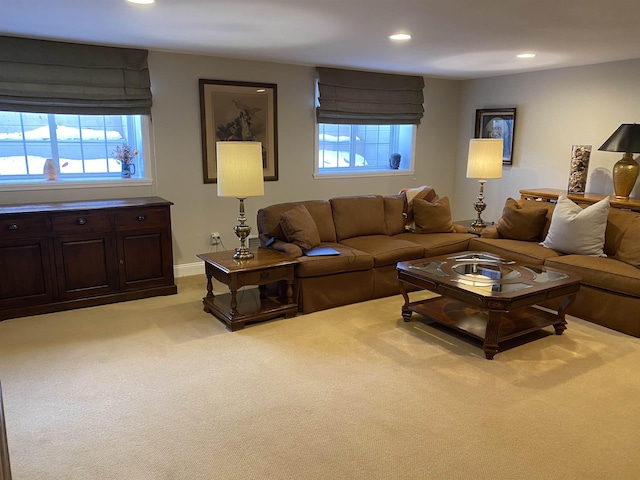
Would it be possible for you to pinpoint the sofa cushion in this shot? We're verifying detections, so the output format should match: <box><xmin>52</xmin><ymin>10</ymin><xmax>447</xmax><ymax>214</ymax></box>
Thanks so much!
<box><xmin>384</xmin><ymin>195</ymin><xmax>406</xmax><ymax>235</ymax></box>
<box><xmin>400</xmin><ymin>186</ymin><xmax>439</xmax><ymax>227</ymax></box>
<box><xmin>469</xmin><ymin>237</ymin><xmax>562</xmax><ymax>265</ymax></box>
<box><xmin>545</xmin><ymin>255</ymin><xmax>640</xmax><ymax>298</ymax></box>
<box><xmin>257</xmin><ymin>200</ymin><xmax>337</xmax><ymax>243</ymax></box>
<box><xmin>279</xmin><ymin>204</ymin><xmax>321</xmax><ymax>252</ymax></box>
<box><xmin>339</xmin><ymin>235</ymin><xmax>424</xmax><ymax>267</ymax></box>
<box><xmin>413</xmin><ymin>197</ymin><xmax>455</xmax><ymax>234</ymax></box>
<box><xmin>540</xmin><ymin>194</ymin><xmax>610</xmax><ymax>256</ymax></box>
<box><xmin>605</xmin><ymin>208</ymin><xmax>639</xmax><ymax>257</ymax></box>
<box><xmin>394</xmin><ymin>232</ymin><xmax>474</xmax><ymax>257</ymax></box>
<box><xmin>616</xmin><ymin>215</ymin><xmax>640</xmax><ymax>268</ymax></box>
<box><xmin>496</xmin><ymin>198</ymin><xmax>548</xmax><ymax>241</ymax></box>
<box><xmin>331</xmin><ymin>195</ymin><xmax>386</xmax><ymax>241</ymax></box>
<box><xmin>293</xmin><ymin>244</ymin><xmax>373</xmax><ymax>278</ymax></box>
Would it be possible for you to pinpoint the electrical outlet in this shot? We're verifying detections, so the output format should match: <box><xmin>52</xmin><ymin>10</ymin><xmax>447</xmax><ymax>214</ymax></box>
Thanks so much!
<box><xmin>210</xmin><ymin>232</ymin><xmax>220</xmax><ymax>245</ymax></box>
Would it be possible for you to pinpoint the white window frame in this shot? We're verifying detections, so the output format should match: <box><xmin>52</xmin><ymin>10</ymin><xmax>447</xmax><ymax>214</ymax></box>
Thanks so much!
<box><xmin>313</xmin><ymin>123</ymin><xmax>416</xmax><ymax>179</ymax></box>
<box><xmin>0</xmin><ymin>115</ymin><xmax>155</xmax><ymax>192</ymax></box>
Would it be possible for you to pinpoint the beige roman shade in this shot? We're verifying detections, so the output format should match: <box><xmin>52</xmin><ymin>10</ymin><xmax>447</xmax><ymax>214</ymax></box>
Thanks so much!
<box><xmin>0</xmin><ymin>35</ymin><xmax>152</xmax><ymax>115</ymax></box>
<box><xmin>316</xmin><ymin>67</ymin><xmax>425</xmax><ymax>125</ymax></box>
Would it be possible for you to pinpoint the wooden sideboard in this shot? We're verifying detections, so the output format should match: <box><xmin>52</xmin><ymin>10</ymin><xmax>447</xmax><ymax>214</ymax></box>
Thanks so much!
<box><xmin>519</xmin><ymin>188</ymin><xmax>640</xmax><ymax>213</ymax></box>
<box><xmin>0</xmin><ymin>197</ymin><xmax>177</xmax><ymax>321</ymax></box>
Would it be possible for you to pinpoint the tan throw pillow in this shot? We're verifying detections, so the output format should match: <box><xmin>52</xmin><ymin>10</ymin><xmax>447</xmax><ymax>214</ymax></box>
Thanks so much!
<box><xmin>540</xmin><ymin>194</ymin><xmax>610</xmax><ymax>256</ymax></box>
<box><xmin>413</xmin><ymin>197</ymin><xmax>455</xmax><ymax>234</ymax></box>
<box><xmin>616</xmin><ymin>216</ymin><xmax>640</xmax><ymax>268</ymax></box>
<box><xmin>497</xmin><ymin>198</ymin><xmax>548</xmax><ymax>241</ymax></box>
<box><xmin>280</xmin><ymin>205</ymin><xmax>321</xmax><ymax>252</ymax></box>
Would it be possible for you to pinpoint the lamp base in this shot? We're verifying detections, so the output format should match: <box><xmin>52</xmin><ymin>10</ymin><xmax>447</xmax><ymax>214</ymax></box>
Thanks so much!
<box><xmin>472</xmin><ymin>179</ymin><xmax>487</xmax><ymax>228</ymax></box>
<box><xmin>232</xmin><ymin>198</ymin><xmax>254</xmax><ymax>260</ymax></box>
<box><xmin>613</xmin><ymin>153</ymin><xmax>639</xmax><ymax>199</ymax></box>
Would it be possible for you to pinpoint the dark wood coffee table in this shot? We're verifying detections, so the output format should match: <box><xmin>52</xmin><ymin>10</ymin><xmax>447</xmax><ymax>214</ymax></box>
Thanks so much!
<box><xmin>397</xmin><ymin>251</ymin><xmax>582</xmax><ymax>359</ymax></box>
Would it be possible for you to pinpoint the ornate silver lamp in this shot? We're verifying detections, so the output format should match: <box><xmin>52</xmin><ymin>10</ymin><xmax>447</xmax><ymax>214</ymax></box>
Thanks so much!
<box><xmin>466</xmin><ymin>138</ymin><xmax>503</xmax><ymax>228</ymax></box>
<box><xmin>216</xmin><ymin>141</ymin><xmax>264</xmax><ymax>260</ymax></box>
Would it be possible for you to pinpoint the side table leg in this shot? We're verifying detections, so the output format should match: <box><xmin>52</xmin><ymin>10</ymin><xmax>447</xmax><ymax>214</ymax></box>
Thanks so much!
<box><xmin>203</xmin><ymin>272</ymin><xmax>215</xmax><ymax>313</ymax></box>
<box><xmin>230</xmin><ymin>289</ymin><xmax>238</xmax><ymax>317</ymax></box>
<box><xmin>484</xmin><ymin>311</ymin><xmax>501</xmax><ymax>360</ymax></box>
<box><xmin>285</xmin><ymin>279</ymin><xmax>294</xmax><ymax>305</ymax></box>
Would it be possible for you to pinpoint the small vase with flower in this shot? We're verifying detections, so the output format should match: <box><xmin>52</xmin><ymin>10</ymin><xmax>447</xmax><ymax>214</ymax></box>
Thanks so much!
<box><xmin>112</xmin><ymin>144</ymin><xmax>138</xmax><ymax>178</ymax></box>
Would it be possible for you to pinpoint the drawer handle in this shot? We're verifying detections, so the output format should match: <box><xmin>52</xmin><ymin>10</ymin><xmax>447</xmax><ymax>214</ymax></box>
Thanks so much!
<box><xmin>137</xmin><ymin>215</ymin><xmax>146</xmax><ymax>222</ymax></box>
<box><xmin>260</xmin><ymin>271</ymin><xmax>270</xmax><ymax>279</ymax></box>
<box><xmin>77</xmin><ymin>217</ymin><xmax>87</xmax><ymax>225</ymax></box>
<box><xmin>7</xmin><ymin>223</ymin><xmax>18</xmax><ymax>230</ymax></box>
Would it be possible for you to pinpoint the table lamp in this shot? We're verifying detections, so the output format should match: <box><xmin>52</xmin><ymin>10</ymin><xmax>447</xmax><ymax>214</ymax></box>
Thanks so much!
<box><xmin>216</xmin><ymin>141</ymin><xmax>265</xmax><ymax>260</ymax></box>
<box><xmin>466</xmin><ymin>138</ymin><xmax>503</xmax><ymax>228</ymax></box>
<box><xmin>598</xmin><ymin>123</ymin><xmax>640</xmax><ymax>199</ymax></box>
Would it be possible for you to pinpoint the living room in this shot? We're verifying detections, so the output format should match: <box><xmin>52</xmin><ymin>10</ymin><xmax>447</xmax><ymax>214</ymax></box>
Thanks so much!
<box><xmin>1</xmin><ymin>1</ymin><xmax>640</xmax><ymax>479</ymax></box>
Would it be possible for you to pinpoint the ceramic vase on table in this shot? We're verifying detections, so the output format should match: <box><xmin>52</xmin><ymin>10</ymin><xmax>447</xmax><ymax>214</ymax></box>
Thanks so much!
<box><xmin>567</xmin><ymin>145</ymin><xmax>591</xmax><ymax>194</ymax></box>
<box><xmin>43</xmin><ymin>158</ymin><xmax>58</xmax><ymax>180</ymax></box>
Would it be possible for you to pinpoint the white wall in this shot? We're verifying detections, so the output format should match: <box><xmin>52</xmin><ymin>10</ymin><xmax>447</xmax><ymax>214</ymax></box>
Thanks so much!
<box><xmin>0</xmin><ymin>50</ymin><xmax>461</xmax><ymax>270</ymax></box>
<box><xmin>452</xmin><ymin>58</ymin><xmax>640</xmax><ymax>222</ymax></box>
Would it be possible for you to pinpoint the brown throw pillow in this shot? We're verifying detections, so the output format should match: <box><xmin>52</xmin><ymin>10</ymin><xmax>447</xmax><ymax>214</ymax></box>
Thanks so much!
<box><xmin>497</xmin><ymin>198</ymin><xmax>548</xmax><ymax>241</ymax></box>
<box><xmin>616</xmin><ymin>216</ymin><xmax>640</xmax><ymax>268</ymax></box>
<box><xmin>280</xmin><ymin>205</ymin><xmax>321</xmax><ymax>251</ymax></box>
<box><xmin>413</xmin><ymin>197</ymin><xmax>455</xmax><ymax>234</ymax></box>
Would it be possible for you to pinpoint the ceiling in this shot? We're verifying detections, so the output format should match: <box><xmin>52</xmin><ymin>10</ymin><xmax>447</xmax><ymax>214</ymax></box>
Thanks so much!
<box><xmin>2</xmin><ymin>0</ymin><xmax>640</xmax><ymax>79</ymax></box>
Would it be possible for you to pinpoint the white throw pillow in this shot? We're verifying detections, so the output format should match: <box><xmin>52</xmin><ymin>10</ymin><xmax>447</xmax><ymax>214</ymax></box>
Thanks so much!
<box><xmin>540</xmin><ymin>194</ymin><xmax>610</xmax><ymax>256</ymax></box>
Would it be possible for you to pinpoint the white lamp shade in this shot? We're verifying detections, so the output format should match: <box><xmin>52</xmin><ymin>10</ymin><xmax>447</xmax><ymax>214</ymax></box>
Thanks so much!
<box><xmin>216</xmin><ymin>142</ymin><xmax>265</xmax><ymax>198</ymax></box>
<box><xmin>466</xmin><ymin>139</ymin><xmax>503</xmax><ymax>180</ymax></box>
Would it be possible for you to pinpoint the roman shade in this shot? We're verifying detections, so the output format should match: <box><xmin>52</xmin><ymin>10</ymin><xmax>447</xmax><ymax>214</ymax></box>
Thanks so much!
<box><xmin>316</xmin><ymin>67</ymin><xmax>425</xmax><ymax>125</ymax></box>
<box><xmin>0</xmin><ymin>35</ymin><xmax>152</xmax><ymax>115</ymax></box>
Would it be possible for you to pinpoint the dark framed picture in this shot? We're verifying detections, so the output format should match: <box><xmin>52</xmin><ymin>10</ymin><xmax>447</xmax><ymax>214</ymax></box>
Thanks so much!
<box><xmin>474</xmin><ymin>108</ymin><xmax>516</xmax><ymax>165</ymax></box>
<box><xmin>199</xmin><ymin>79</ymin><xmax>278</xmax><ymax>183</ymax></box>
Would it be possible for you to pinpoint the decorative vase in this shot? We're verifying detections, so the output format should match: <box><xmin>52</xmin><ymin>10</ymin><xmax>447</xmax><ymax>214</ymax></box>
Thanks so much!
<box><xmin>121</xmin><ymin>163</ymin><xmax>136</xmax><ymax>178</ymax></box>
<box><xmin>612</xmin><ymin>154</ymin><xmax>639</xmax><ymax>199</ymax></box>
<box><xmin>43</xmin><ymin>158</ymin><xmax>59</xmax><ymax>180</ymax></box>
<box><xmin>567</xmin><ymin>145</ymin><xmax>591</xmax><ymax>194</ymax></box>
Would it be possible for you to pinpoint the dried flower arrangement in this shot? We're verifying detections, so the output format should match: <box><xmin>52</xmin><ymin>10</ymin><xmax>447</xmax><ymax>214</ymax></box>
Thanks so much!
<box><xmin>112</xmin><ymin>144</ymin><xmax>138</xmax><ymax>165</ymax></box>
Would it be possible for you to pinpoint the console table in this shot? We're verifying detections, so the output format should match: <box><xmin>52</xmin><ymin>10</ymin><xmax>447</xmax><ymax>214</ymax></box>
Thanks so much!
<box><xmin>0</xmin><ymin>197</ymin><xmax>177</xmax><ymax>321</ymax></box>
<box><xmin>519</xmin><ymin>188</ymin><xmax>640</xmax><ymax>212</ymax></box>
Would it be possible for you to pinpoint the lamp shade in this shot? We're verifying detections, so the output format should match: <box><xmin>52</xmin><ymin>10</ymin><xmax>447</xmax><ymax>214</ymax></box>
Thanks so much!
<box><xmin>598</xmin><ymin>124</ymin><xmax>640</xmax><ymax>153</ymax></box>
<box><xmin>466</xmin><ymin>138</ymin><xmax>503</xmax><ymax>179</ymax></box>
<box><xmin>216</xmin><ymin>142</ymin><xmax>265</xmax><ymax>198</ymax></box>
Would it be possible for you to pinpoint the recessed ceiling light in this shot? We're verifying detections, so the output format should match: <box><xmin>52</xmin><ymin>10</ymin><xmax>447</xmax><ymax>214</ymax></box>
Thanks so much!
<box><xmin>389</xmin><ymin>33</ymin><xmax>411</xmax><ymax>41</ymax></box>
<box><xmin>127</xmin><ymin>0</ymin><xmax>155</xmax><ymax>4</ymax></box>
<box><xmin>517</xmin><ymin>53</ymin><xmax>536</xmax><ymax>59</ymax></box>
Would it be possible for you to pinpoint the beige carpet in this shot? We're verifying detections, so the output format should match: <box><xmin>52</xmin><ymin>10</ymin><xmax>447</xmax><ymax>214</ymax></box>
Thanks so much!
<box><xmin>1</xmin><ymin>275</ymin><xmax>639</xmax><ymax>480</ymax></box>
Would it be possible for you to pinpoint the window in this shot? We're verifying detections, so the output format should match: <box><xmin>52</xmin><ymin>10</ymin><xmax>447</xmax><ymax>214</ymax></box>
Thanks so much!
<box><xmin>0</xmin><ymin>111</ymin><xmax>145</xmax><ymax>182</ymax></box>
<box><xmin>317</xmin><ymin>123</ymin><xmax>415</xmax><ymax>175</ymax></box>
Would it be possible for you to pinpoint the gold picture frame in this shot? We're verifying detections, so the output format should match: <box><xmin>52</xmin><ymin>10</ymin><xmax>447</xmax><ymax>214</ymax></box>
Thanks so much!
<box><xmin>199</xmin><ymin>79</ymin><xmax>278</xmax><ymax>183</ymax></box>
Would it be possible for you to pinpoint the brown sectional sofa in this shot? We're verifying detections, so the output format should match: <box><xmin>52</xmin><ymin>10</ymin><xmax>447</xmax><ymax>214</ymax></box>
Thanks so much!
<box><xmin>257</xmin><ymin>193</ymin><xmax>640</xmax><ymax>338</ymax></box>
<box><xmin>256</xmin><ymin>193</ymin><xmax>475</xmax><ymax>314</ymax></box>
<box><xmin>469</xmin><ymin>199</ymin><xmax>640</xmax><ymax>337</ymax></box>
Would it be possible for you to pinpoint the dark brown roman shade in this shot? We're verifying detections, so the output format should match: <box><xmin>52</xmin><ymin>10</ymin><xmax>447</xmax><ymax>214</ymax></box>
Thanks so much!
<box><xmin>0</xmin><ymin>35</ymin><xmax>152</xmax><ymax>115</ymax></box>
<box><xmin>316</xmin><ymin>67</ymin><xmax>425</xmax><ymax>125</ymax></box>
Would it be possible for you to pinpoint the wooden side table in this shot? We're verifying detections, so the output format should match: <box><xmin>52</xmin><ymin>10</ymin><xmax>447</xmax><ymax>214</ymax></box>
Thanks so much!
<box><xmin>196</xmin><ymin>248</ymin><xmax>298</xmax><ymax>331</ymax></box>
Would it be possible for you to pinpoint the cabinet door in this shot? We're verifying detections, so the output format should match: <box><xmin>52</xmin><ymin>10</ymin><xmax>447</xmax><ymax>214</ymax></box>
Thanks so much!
<box><xmin>0</xmin><ymin>237</ymin><xmax>55</xmax><ymax>308</ymax></box>
<box><xmin>115</xmin><ymin>207</ymin><xmax>174</xmax><ymax>290</ymax></box>
<box><xmin>52</xmin><ymin>212</ymin><xmax>118</xmax><ymax>299</ymax></box>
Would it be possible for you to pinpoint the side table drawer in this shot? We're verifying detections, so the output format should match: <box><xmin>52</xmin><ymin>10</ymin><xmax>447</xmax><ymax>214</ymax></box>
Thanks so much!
<box><xmin>236</xmin><ymin>265</ymin><xmax>293</xmax><ymax>286</ymax></box>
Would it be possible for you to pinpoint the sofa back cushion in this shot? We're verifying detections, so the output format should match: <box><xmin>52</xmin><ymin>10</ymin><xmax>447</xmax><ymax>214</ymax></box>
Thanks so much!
<box><xmin>383</xmin><ymin>195</ymin><xmax>406</xmax><ymax>235</ymax></box>
<box><xmin>331</xmin><ymin>195</ymin><xmax>386</xmax><ymax>241</ymax></box>
<box><xmin>616</xmin><ymin>215</ymin><xmax>640</xmax><ymax>268</ymax></box>
<box><xmin>257</xmin><ymin>200</ymin><xmax>337</xmax><ymax>243</ymax></box>
<box><xmin>604</xmin><ymin>207</ymin><xmax>638</xmax><ymax>257</ymax></box>
<box><xmin>280</xmin><ymin>204</ymin><xmax>321</xmax><ymax>252</ymax></box>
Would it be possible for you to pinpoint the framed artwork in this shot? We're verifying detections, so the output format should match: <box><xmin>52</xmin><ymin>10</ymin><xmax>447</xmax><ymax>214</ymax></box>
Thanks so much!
<box><xmin>474</xmin><ymin>108</ymin><xmax>516</xmax><ymax>165</ymax></box>
<box><xmin>199</xmin><ymin>79</ymin><xmax>278</xmax><ymax>183</ymax></box>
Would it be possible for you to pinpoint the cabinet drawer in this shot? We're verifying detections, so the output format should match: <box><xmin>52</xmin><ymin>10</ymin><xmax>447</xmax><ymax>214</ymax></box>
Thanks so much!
<box><xmin>52</xmin><ymin>212</ymin><xmax>111</xmax><ymax>234</ymax></box>
<box><xmin>115</xmin><ymin>207</ymin><xmax>168</xmax><ymax>228</ymax></box>
<box><xmin>236</xmin><ymin>265</ymin><xmax>293</xmax><ymax>286</ymax></box>
<box><xmin>0</xmin><ymin>215</ymin><xmax>49</xmax><ymax>237</ymax></box>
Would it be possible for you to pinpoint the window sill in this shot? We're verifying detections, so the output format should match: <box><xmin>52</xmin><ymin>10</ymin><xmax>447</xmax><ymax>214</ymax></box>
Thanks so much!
<box><xmin>0</xmin><ymin>177</ymin><xmax>154</xmax><ymax>192</ymax></box>
<box><xmin>313</xmin><ymin>169</ymin><xmax>415</xmax><ymax>180</ymax></box>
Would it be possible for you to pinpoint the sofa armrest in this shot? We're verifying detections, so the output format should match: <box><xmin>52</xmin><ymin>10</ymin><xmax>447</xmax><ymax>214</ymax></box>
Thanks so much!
<box><xmin>271</xmin><ymin>239</ymin><xmax>303</xmax><ymax>257</ymax></box>
<box><xmin>480</xmin><ymin>227</ymin><xmax>500</xmax><ymax>239</ymax></box>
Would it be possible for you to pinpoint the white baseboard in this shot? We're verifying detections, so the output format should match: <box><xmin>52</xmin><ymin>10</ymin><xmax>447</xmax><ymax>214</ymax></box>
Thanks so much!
<box><xmin>174</xmin><ymin>262</ymin><xmax>205</xmax><ymax>278</ymax></box>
